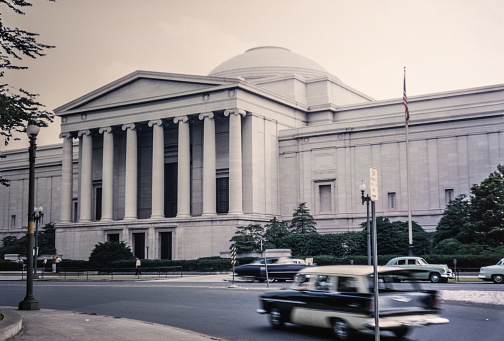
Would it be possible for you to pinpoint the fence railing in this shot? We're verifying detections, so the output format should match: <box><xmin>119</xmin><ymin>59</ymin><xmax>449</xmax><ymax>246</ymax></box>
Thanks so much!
<box><xmin>7</xmin><ymin>266</ymin><xmax>184</xmax><ymax>280</ymax></box>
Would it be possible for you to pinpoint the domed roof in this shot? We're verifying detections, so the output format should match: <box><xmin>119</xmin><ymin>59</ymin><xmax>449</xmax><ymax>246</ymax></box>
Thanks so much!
<box><xmin>208</xmin><ymin>46</ymin><xmax>338</xmax><ymax>80</ymax></box>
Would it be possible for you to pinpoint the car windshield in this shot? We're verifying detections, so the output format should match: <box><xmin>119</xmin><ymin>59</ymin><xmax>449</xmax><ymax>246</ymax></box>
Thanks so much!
<box><xmin>497</xmin><ymin>259</ymin><xmax>504</xmax><ymax>266</ymax></box>
<box><xmin>251</xmin><ymin>258</ymin><xmax>278</xmax><ymax>265</ymax></box>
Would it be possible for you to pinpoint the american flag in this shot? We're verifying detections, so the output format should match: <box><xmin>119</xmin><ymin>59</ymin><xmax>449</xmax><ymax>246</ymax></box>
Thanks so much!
<box><xmin>403</xmin><ymin>68</ymin><xmax>409</xmax><ymax>124</ymax></box>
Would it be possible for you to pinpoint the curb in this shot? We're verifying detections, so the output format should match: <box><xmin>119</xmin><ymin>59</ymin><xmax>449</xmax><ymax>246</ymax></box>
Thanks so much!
<box><xmin>0</xmin><ymin>308</ymin><xmax>22</xmax><ymax>341</ymax></box>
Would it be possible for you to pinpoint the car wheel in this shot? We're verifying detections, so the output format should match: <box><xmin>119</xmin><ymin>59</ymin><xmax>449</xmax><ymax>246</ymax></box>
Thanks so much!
<box><xmin>332</xmin><ymin>318</ymin><xmax>354</xmax><ymax>341</ymax></box>
<box><xmin>269</xmin><ymin>307</ymin><xmax>285</xmax><ymax>330</ymax></box>
<box><xmin>393</xmin><ymin>327</ymin><xmax>410</xmax><ymax>338</ymax></box>
<box><xmin>492</xmin><ymin>274</ymin><xmax>504</xmax><ymax>284</ymax></box>
<box><xmin>429</xmin><ymin>272</ymin><xmax>441</xmax><ymax>283</ymax></box>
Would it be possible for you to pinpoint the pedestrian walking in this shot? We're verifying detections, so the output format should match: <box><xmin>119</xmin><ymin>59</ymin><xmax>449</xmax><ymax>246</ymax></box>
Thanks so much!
<box><xmin>135</xmin><ymin>258</ymin><xmax>141</xmax><ymax>275</ymax></box>
<box><xmin>52</xmin><ymin>255</ymin><xmax>57</xmax><ymax>273</ymax></box>
<box><xmin>43</xmin><ymin>257</ymin><xmax>47</xmax><ymax>271</ymax></box>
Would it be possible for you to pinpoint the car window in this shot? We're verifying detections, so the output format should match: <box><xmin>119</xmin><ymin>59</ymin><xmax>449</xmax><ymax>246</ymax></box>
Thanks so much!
<box><xmin>315</xmin><ymin>275</ymin><xmax>332</xmax><ymax>291</ymax></box>
<box><xmin>408</xmin><ymin>259</ymin><xmax>416</xmax><ymax>265</ymax></box>
<box><xmin>418</xmin><ymin>258</ymin><xmax>428</xmax><ymax>265</ymax></box>
<box><xmin>397</xmin><ymin>259</ymin><xmax>406</xmax><ymax>265</ymax></box>
<box><xmin>497</xmin><ymin>259</ymin><xmax>503</xmax><ymax>266</ymax></box>
<box><xmin>291</xmin><ymin>273</ymin><xmax>312</xmax><ymax>290</ymax></box>
<box><xmin>337</xmin><ymin>276</ymin><xmax>358</xmax><ymax>292</ymax></box>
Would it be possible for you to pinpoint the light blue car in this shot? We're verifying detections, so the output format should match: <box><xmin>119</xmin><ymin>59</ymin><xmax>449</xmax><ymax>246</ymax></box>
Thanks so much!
<box><xmin>478</xmin><ymin>258</ymin><xmax>504</xmax><ymax>284</ymax></box>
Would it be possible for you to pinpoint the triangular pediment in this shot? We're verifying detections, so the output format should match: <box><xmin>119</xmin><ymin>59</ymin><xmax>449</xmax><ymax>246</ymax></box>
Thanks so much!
<box><xmin>55</xmin><ymin>71</ymin><xmax>232</xmax><ymax>114</ymax></box>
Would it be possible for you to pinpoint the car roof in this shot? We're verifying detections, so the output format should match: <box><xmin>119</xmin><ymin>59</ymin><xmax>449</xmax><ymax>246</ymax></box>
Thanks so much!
<box><xmin>298</xmin><ymin>265</ymin><xmax>422</xmax><ymax>276</ymax></box>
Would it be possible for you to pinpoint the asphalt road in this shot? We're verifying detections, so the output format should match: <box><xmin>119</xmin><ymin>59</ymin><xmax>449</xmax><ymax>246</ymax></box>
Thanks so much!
<box><xmin>1</xmin><ymin>279</ymin><xmax>503</xmax><ymax>341</ymax></box>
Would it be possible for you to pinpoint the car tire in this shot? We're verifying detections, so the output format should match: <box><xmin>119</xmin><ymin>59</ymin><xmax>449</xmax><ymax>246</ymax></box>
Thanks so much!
<box><xmin>429</xmin><ymin>272</ymin><xmax>441</xmax><ymax>283</ymax></box>
<box><xmin>393</xmin><ymin>327</ymin><xmax>410</xmax><ymax>338</ymax></box>
<box><xmin>332</xmin><ymin>318</ymin><xmax>354</xmax><ymax>341</ymax></box>
<box><xmin>269</xmin><ymin>307</ymin><xmax>285</xmax><ymax>330</ymax></box>
<box><xmin>492</xmin><ymin>274</ymin><xmax>504</xmax><ymax>284</ymax></box>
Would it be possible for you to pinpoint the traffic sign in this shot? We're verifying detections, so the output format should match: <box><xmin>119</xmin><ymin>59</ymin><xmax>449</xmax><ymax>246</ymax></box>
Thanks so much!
<box><xmin>370</xmin><ymin>167</ymin><xmax>378</xmax><ymax>201</ymax></box>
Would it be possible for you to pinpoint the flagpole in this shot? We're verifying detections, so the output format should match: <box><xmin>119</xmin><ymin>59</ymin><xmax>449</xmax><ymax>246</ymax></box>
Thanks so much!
<box><xmin>404</xmin><ymin>67</ymin><xmax>413</xmax><ymax>256</ymax></box>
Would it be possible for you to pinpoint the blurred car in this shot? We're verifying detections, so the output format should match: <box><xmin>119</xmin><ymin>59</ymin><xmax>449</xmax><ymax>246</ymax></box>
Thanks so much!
<box><xmin>233</xmin><ymin>257</ymin><xmax>308</xmax><ymax>282</ymax></box>
<box><xmin>478</xmin><ymin>258</ymin><xmax>504</xmax><ymax>283</ymax></box>
<box><xmin>385</xmin><ymin>256</ymin><xmax>455</xmax><ymax>283</ymax></box>
<box><xmin>257</xmin><ymin>265</ymin><xmax>449</xmax><ymax>340</ymax></box>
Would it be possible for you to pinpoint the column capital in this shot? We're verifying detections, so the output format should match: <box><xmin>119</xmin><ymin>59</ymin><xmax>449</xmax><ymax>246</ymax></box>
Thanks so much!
<box><xmin>224</xmin><ymin>108</ymin><xmax>246</xmax><ymax>117</ymax></box>
<box><xmin>77</xmin><ymin>130</ymin><xmax>91</xmax><ymax>137</ymax></box>
<box><xmin>173</xmin><ymin>116</ymin><xmax>188</xmax><ymax>124</ymax></box>
<box><xmin>59</xmin><ymin>132</ymin><xmax>74</xmax><ymax>139</ymax></box>
<box><xmin>199</xmin><ymin>112</ymin><xmax>214</xmax><ymax>120</ymax></box>
<box><xmin>99</xmin><ymin>127</ymin><xmax>112</xmax><ymax>134</ymax></box>
<box><xmin>148</xmin><ymin>119</ymin><xmax>163</xmax><ymax>127</ymax></box>
<box><xmin>122</xmin><ymin>123</ymin><xmax>136</xmax><ymax>131</ymax></box>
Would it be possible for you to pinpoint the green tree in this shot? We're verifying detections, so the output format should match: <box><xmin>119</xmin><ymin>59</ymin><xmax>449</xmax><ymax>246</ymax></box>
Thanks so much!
<box><xmin>467</xmin><ymin>164</ymin><xmax>504</xmax><ymax>247</ymax></box>
<box><xmin>433</xmin><ymin>194</ymin><xmax>470</xmax><ymax>245</ymax></box>
<box><xmin>230</xmin><ymin>224</ymin><xmax>264</xmax><ymax>253</ymax></box>
<box><xmin>371</xmin><ymin>217</ymin><xmax>431</xmax><ymax>255</ymax></box>
<box><xmin>262</xmin><ymin>217</ymin><xmax>290</xmax><ymax>249</ymax></box>
<box><xmin>289</xmin><ymin>202</ymin><xmax>317</xmax><ymax>234</ymax></box>
<box><xmin>38</xmin><ymin>222</ymin><xmax>56</xmax><ymax>255</ymax></box>
<box><xmin>88</xmin><ymin>241</ymin><xmax>134</xmax><ymax>268</ymax></box>
<box><xmin>1</xmin><ymin>0</ymin><xmax>55</xmax><ymax>185</ymax></box>
<box><xmin>431</xmin><ymin>238</ymin><xmax>462</xmax><ymax>254</ymax></box>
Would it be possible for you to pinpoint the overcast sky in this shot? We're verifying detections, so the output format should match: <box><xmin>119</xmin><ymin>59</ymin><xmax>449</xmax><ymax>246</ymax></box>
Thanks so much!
<box><xmin>2</xmin><ymin>0</ymin><xmax>504</xmax><ymax>150</ymax></box>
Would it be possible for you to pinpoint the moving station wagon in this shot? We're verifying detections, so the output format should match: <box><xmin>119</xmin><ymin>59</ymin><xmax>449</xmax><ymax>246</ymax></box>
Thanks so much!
<box><xmin>479</xmin><ymin>258</ymin><xmax>504</xmax><ymax>283</ymax></box>
<box><xmin>257</xmin><ymin>265</ymin><xmax>449</xmax><ymax>340</ymax></box>
<box><xmin>385</xmin><ymin>256</ymin><xmax>455</xmax><ymax>283</ymax></box>
<box><xmin>234</xmin><ymin>257</ymin><xmax>308</xmax><ymax>282</ymax></box>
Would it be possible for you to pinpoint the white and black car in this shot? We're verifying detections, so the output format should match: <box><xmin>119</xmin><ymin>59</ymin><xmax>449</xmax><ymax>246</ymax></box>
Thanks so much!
<box><xmin>257</xmin><ymin>265</ymin><xmax>449</xmax><ymax>340</ymax></box>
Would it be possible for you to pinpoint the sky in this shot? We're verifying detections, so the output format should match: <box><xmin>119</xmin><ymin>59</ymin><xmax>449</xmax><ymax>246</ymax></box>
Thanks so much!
<box><xmin>2</xmin><ymin>0</ymin><xmax>504</xmax><ymax>150</ymax></box>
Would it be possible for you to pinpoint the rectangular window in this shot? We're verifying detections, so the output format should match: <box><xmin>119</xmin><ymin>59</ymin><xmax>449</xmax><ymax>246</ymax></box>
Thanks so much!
<box><xmin>445</xmin><ymin>189</ymin><xmax>454</xmax><ymax>205</ymax></box>
<box><xmin>11</xmin><ymin>215</ymin><xmax>16</xmax><ymax>228</ymax></box>
<box><xmin>94</xmin><ymin>186</ymin><xmax>102</xmax><ymax>221</ymax></box>
<box><xmin>107</xmin><ymin>234</ymin><xmax>119</xmax><ymax>242</ymax></box>
<box><xmin>72</xmin><ymin>200</ymin><xmax>78</xmax><ymax>223</ymax></box>
<box><xmin>216</xmin><ymin>177</ymin><xmax>229</xmax><ymax>214</ymax></box>
<box><xmin>388</xmin><ymin>192</ymin><xmax>396</xmax><ymax>211</ymax></box>
<box><xmin>160</xmin><ymin>232</ymin><xmax>172</xmax><ymax>260</ymax></box>
<box><xmin>319</xmin><ymin>185</ymin><xmax>332</xmax><ymax>213</ymax></box>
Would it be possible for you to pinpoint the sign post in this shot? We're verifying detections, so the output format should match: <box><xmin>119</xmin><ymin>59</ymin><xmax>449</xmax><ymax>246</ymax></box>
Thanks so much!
<box><xmin>370</xmin><ymin>167</ymin><xmax>380</xmax><ymax>341</ymax></box>
<box><xmin>229</xmin><ymin>246</ymin><xmax>238</xmax><ymax>288</ymax></box>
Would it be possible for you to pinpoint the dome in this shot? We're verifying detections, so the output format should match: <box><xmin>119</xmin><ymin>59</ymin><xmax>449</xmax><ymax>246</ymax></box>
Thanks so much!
<box><xmin>208</xmin><ymin>46</ymin><xmax>338</xmax><ymax>80</ymax></box>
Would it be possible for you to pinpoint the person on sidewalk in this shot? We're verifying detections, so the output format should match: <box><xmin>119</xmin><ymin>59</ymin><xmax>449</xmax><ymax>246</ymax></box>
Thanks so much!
<box><xmin>52</xmin><ymin>256</ymin><xmax>57</xmax><ymax>273</ymax></box>
<box><xmin>135</xmin><ymin>258</ymin><xmax>141</xmax><ymax>275</ymax></box>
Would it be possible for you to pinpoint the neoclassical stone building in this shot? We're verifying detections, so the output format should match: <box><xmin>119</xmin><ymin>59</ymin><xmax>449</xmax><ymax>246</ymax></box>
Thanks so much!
<box><xmin>1</xmin><ymin>46</ymin><xmax>503</xmax><ymax>260</ymax></box>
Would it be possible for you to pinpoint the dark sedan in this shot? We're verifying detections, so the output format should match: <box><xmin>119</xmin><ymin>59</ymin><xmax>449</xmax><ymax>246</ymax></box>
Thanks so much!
<box><xmin>234</xmin><ymin>257</ymin><xmax>308</xmax><ymax>282</ymax></box>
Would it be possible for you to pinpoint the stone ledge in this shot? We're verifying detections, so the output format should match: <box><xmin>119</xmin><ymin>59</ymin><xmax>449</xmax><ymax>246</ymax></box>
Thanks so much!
<box><xmin>0</xmin><ymin>308</ymin><xmax>22</xmax><ymax>341</ymax></box>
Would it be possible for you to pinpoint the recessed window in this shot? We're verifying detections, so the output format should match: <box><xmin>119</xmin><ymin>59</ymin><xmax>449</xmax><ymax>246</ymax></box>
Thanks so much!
<box><xmin>445</xmin><ymin>189</ymin><xmax>454</xmax><ymax>205</ymax></box>
<box><xmin>319</xmin><ymin>185</ymin><xmax>332</xmax><ymax>213</ymax></box>
<box><xmin>11</xmin><ymin>215</ymin><xmax>16</xmax><ymax>228</ymax></box>
<box><xmin>216</xmin><ymin>177</ymin><xmax>229</xmax><ymax>214</ymax></box>
<box><xmin>388</xmin><ymin>192</ymin><xmax>396</xmax><ymax>211</ymax></box>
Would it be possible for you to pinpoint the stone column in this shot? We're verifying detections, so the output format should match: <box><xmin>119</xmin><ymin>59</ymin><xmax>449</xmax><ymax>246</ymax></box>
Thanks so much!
<box><xmin>174</xmin><ymin>116</ymin><xmax>191</xmax><ymax>217</ymax></box>
<box><xmin>99</xmin><ymin>127</ymin><xmax>114</xmax><ymax>221</ymax></box>
<box><xmin>224</xmin><ymin>109</ymin><xmax>246</xmax><ymax>214</ymax></box>
<box><xmin>59</xmin><ymin>133</ymin><xmax>73</xmax><ymax>223</ymax></box>
<box><xmin>78</xmin><ymin>130</ymin><xmax>92</xmax><ymax>222</ymax></box>
<box><xmin>148</xmin><ymin>120</ymin><xmax>165</xmax><ymax>219</ymax></box>
<box><xmin>122</xmin><ymin>123</ymin><xmax>137</xmax><ymax>220</ymax></box>
<box><xmin>199</xmin><ymin>112</ymin><xmax>216</xmax><ymax>216</ymax></box>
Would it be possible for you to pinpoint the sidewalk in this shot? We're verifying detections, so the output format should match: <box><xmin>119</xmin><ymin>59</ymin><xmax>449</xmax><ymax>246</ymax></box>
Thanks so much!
<box><xmin>0</xmin><ymin>307</ymin><xmax>226</xmax><ymax>341</ymax></box>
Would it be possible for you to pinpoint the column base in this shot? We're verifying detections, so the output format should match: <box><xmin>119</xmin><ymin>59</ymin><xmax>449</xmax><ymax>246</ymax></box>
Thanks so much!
<box><xmin>176</xmin><ymin>213</ymin><xmax>191</xmax><ymax>218</ymax></box>
<box><xmin>227</xmin><ymin>210</ymin><xmax>243</xmax><ymax>215</ymax></box>
<box><xmin>123</xmin><ymin>217</ymin><xmax>138</xmax><ymax>221</ymax></box>
<box><xmin>150</xmin><ymin>215</ymin><xmax>165</xmax><ymax>219</ymax></box>
<box><xmin>201</xmin><ymin>212</ymin><xmax>216</xmax><ymax>217</ymax></box>
<box><xmin>19</xmin><ymin>298</ymin><xmax>40</xmax><ymax>310</ymax></box>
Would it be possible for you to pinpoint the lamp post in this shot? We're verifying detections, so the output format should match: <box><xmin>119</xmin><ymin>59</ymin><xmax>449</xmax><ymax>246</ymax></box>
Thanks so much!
<box><xmin>359</xmin><ymin>181</ymin><xmax>372</xmax><ymax>266</ymax></box>
<box><xmin>19</xmin><ymin>125</ymin><xmax>40</xmax><ymax>310</ymax></box>
<box><xmin>33</xmin><ymin>205</ymin><xmax>44</xmax><ymax>279</ymax></box>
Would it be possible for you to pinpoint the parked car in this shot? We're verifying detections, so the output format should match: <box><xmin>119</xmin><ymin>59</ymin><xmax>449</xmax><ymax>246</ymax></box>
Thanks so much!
<box><xmin>478</xmin><ymin>258</ymin><xmax>504</xmax><ymax>283</ymax></box>
<box><xmin>385</xmin><ymin>256</ymin><xmax>455</xmax><ymax>283</ymax></box>
<box><xmin>257</xmin><ymin>265</ymin><xmax>449</xmax><ymax>340</ymax></box>
<box><xmin>233</xmin><ymin>257</ymin><xmax>308</xmax><ymax>282</ymax></box>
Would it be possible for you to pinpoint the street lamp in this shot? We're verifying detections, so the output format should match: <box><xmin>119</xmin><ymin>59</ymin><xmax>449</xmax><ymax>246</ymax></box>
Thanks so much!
<box><xmin>359</xmin><ymin>181</ymin><xmax>372</xmax><ymax>266</ymax></box>
<box><xmin>33</xmin><ymin>205</ymin><xmax>44</xmax><ymax>279</ymax></box>
<box><xmin>19</xmin><ymin>125</ymin><xmax>41</xmax><ymax>310</ymax></box>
